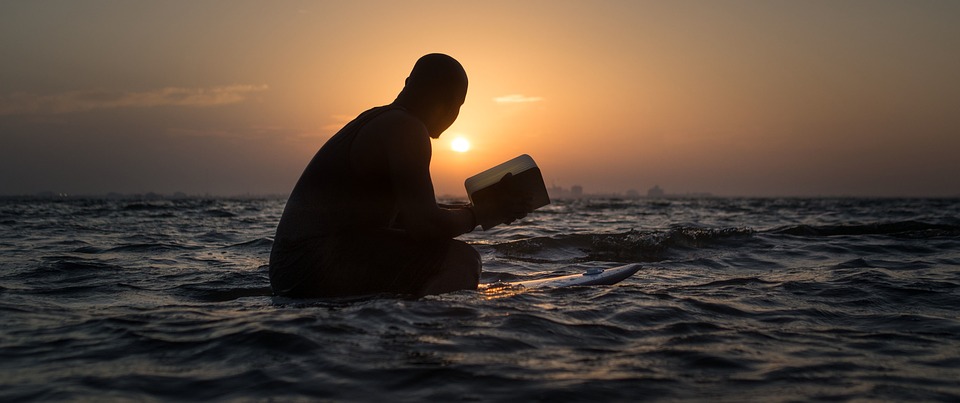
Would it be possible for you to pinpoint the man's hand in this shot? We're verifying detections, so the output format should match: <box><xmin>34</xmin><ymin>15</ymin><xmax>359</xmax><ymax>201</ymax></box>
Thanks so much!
<box><xmin>498</xmin><ymin>173</ymin><xmax>533</xmax><ymax>224</ymax></box>
<box><xmin>473</xmin><ymin>172</ymin><xmax>534</xmax><ymax>229</ymax></box>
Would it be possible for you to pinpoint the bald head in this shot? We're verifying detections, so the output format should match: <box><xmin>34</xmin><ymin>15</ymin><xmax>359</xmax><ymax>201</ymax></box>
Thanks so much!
<box><xmin>400</xmin><ymin>53</ymin><xmax>468</xmax><ymax>104</ymax></box>
<box><xmin>394</xmin><ymin>54</ymin><xmax>468</xmax><ymax>138</ymax></box>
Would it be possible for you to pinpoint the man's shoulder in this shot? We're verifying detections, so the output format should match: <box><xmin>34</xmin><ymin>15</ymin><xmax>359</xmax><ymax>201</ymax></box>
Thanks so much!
<box><xmin>368</xmin><ymin>107</ymin><xmax>423</xmax><ymax>130</ymax></box>
<box><xmin>349</xmin><ymin>106</ymin><xmax>430</xmax><ymax>163</ymax></box>
<box><xmin>361</xmin><ymin>107</ymin><xmax>429</xmax><ymax>144</ymax></box>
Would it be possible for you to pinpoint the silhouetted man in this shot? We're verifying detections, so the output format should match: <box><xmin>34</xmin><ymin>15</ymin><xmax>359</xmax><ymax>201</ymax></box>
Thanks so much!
<box><xmin>270</xmin><ymin>54</ymin><xmax>521</xmax><ymax>298</ymax></box>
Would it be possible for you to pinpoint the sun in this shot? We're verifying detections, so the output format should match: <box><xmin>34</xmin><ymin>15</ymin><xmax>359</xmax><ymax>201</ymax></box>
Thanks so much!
<box><xmin>450</xmin><ymin>136</ymin><xmax>471</xmax><ymax>153</ymax></box>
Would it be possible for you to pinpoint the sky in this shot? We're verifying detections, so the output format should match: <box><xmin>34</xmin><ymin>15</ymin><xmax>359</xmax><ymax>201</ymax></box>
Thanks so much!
<box><xmin>1</xmin><ymin>0</ymin><xmax>959</xmax><ymax>197</ymax></box>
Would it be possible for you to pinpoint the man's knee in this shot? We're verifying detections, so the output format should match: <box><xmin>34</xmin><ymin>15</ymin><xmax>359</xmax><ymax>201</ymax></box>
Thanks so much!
<box><xmin>448</xmin><ymin>240</ymin><xmax>481</xmax><ymax>279</ymax></box>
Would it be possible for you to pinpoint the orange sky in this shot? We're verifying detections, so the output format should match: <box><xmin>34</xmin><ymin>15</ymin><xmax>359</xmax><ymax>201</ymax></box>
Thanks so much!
<box><xmin>2</xmin><ymin>1</ymin><xmax>959</xmax><ymax>197</ymax></box>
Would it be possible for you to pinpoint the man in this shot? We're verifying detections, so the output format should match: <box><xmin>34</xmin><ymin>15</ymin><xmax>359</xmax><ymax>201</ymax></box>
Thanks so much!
<box><xmin>270</xmin><ymin>54</ymin><xmax>526</xmax><ymax>298</ymax></box>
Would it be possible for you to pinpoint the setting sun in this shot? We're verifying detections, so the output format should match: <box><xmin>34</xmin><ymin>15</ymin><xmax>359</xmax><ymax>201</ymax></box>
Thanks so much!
<box><xmin>450</xmin><ymin>136</ymin><xmax>471</xmax><ymax>153</ymax></box>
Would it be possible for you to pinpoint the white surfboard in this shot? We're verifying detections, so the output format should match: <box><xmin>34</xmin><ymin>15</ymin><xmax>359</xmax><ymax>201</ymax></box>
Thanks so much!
<box><xmin>487</xmin><ymin>263</ymin><xmax>642</xmax><ymax>289</ymax></box>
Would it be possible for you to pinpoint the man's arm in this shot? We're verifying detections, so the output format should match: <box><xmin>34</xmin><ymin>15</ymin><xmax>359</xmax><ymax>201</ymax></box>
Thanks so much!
<box><xmin>374</xmin><ymin>112</ymin><xmax>476</xmax><ymax>240</ymax></box>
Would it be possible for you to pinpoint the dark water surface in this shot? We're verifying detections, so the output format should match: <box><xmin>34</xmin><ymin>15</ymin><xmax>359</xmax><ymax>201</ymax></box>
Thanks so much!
<box><xmin>2</xmin><ymin>197</ymin><xmax>959</xmax><ymax>401</ymax></box>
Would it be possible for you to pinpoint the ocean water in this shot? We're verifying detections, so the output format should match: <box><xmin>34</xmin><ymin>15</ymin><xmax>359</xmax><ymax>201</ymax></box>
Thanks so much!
<box><xmin>1</xmin><ymin>197</ymin><xmax>959</xmax><ymax>401</ymax></box>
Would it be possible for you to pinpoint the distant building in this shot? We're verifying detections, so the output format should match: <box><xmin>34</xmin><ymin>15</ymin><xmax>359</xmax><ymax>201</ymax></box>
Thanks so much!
<box><xmin>547</xmin><ymin>184</ymin><xmax>585</xmax><ymax>200</ymax></box>
<box><xmin>547</xmin><ymin>184</ymin><xmax>567</xmax><ymax>199</ymax></box>
<box><xmin>647</xmin><ymin>185</ymin><xmax>665</xmax><ymax>198</ymax></box>
<box><xmin>625</xmin><ymin>189</ymin><xmax>640</xmax><ymax>199</ymax></box>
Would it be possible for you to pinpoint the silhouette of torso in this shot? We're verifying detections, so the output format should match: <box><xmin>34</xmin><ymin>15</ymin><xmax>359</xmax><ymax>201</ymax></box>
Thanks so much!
<box><xmin>274</xmin><ymin>105</ymin><xmax>404</xmax><ymax>242</ymax></box>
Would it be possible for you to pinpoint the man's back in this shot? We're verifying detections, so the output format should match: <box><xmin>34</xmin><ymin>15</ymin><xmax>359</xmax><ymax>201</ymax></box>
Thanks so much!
<box><xmin>274</xmin><ymin>106</ymin><xmax>410</xmax><ymax>242</ymax></box>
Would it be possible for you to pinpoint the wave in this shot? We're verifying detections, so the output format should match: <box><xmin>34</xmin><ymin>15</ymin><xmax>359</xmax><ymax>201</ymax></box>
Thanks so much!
<box><xmin>491</xmin><ymin>226</ymin><xmax>755</xmax><ymax>263</ymax></box>
<box><xmin>122</xmin><ymin>201</ymin><xmax>174</xmax><ymax>211</ymax></box>
<box><xmin>771</xmin><ymin>221</ymin><xmax>960</xmax><ymax>238</ymax></box>
<box><xmin>223</xmin><ymin>238</ymin><xmax>274</xmax><ymax>250</ymax></box>
<box><xmin>173</xmin><ymin>280</ymin><xmax>273</xmax><ymax>301</ymax></box>
<box><xmin>203</xmin><ymin>209</ymin><xmax>238</xmax><ymax>218</ymax></box>
<box><xmin>105</xmin><ymin>242</ymin><xmax>203</xmax><ymax>253</ymax></box>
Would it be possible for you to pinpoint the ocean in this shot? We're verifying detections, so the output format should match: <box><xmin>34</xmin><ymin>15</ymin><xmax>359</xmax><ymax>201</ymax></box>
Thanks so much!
<box><xmin>1</xmin><ymin>197</ymin><xmax>958</xmax><ymax>401</ymax></box>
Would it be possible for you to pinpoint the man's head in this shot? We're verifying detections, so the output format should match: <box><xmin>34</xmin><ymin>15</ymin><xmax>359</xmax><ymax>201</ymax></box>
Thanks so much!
<box><xmin>396</xmin><ymin>54</ymin><xmax>468</xmax><ymax>138</ymax></box>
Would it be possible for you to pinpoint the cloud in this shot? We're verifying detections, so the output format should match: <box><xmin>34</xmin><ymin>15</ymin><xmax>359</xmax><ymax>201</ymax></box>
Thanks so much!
<box><xmin>494</xmin><ymin>94</ymin><xmax>544</xmax><ymax>103</ymax></box>
<box><xmin>0</xmin><ymin>85</ymin><xmax>269</xmax><ymax>116</ymax></box>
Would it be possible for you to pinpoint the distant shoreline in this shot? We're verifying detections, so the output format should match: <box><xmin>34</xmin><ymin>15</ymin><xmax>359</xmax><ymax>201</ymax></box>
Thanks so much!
<box><xmin>3</xmin><ymin>193</ymin><xmax>957</xmax><ymax>201</ymax></box>
<box><xmin>0</xmin><ymin>192</ymin><xmax>290</xmax><ymax>201</ymax></box>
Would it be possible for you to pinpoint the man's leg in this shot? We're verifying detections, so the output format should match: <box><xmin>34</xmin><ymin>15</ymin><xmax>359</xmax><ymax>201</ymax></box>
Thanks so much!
<box><xmin>418</xmin><ymin>240</ymin><xmax>481</xmax><ymax>296</ymax></box>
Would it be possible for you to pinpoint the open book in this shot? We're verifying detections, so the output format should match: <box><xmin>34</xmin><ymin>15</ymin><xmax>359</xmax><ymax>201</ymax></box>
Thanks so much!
<box><xmin>464</xmin><ymin>154</ymin><xmax>551</xmax><ymax>230</ymax></box>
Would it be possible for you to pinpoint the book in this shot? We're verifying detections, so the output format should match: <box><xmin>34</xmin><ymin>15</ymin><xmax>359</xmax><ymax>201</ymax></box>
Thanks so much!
<box><xmin>464</xmin><ymin>154</ymin><xmax>551</xmax><ymax>230</ymax></box>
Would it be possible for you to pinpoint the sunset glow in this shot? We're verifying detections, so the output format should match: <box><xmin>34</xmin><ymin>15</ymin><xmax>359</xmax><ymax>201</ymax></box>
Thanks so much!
<box><xmin>1</xmin><ymin>2</ymin><xmax>958</xmax><ymax>197</ymax></box>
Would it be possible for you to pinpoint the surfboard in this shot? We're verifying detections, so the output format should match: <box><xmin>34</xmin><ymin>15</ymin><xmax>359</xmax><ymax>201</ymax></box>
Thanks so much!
<box><xmin>488</xmin><ymin>263</ymin><xmax>642</xmax><ymax>289</ymax></box>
